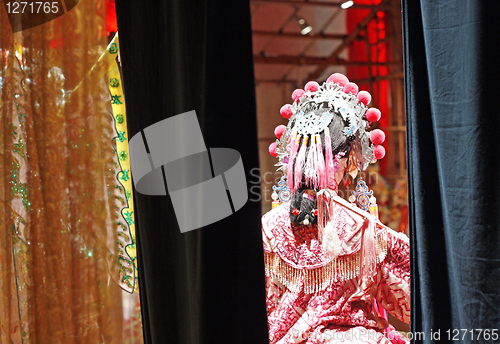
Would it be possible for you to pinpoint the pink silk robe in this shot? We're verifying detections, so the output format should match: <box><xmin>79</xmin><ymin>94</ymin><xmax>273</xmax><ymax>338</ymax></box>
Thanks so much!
<box><xmin>262</xmin><ymin>201</ymin><xmax>410</xmax><ymax>344</ymax></box>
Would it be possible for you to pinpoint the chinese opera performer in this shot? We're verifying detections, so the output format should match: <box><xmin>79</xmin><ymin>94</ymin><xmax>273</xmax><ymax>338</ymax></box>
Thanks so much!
<box><xmin>263</xmin><ymin>74</ymin><xmax>410</xmax><ymax>344</ymax></box>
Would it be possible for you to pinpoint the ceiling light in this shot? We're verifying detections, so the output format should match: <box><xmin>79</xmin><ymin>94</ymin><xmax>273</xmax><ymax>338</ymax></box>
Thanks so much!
<box><xmin>341</xmin><ymin>0</ymin><xmax>354</xmax><ymax>9</ymax></box>
<box><xmin>301</xmin><ymin>26</ymin><xmax>313</xmax><ymax>35</ymax></box>
<box><xmin>297</xmin><ymin>17</ymin><xmax>313</xmax><ymax>35</ymax></box>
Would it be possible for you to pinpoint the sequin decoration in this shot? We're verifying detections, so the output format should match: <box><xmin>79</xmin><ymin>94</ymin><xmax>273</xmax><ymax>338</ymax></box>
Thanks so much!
<box><xmin>10</xmin><ymin>123</ymin><xmax>17</xmax><ymax>138</ymax></box>
<box><xmin>108</xmin><ymin>42</ymin><xmax>118</xmax><ymax>54</ymax></box>
<box><xmin>123</xmin><ymin>210</ymin><xmax>134</xmax><ymax>225</ymax></box>
<box><xmin>10</xmin><ymin>158</ymin><xmax>31</xmax><ymax>211</ymax></box>
<box><xmin>116</xmin><ymin>221</ymin><xmax>127</xmax><ymax>231</ymax></box>
<box><xmin>118</xmin><ymin>151</ymin><xmax>127</xmax><ymax>161</ymax></box>
<box><xmin>5</xmin><ymin>33</ymin><xmax>131</xmax><ymax>343</ymax></box>
<box><xmin>13</xmin><ymin>138</ymin><xmax>26</xmax><ymax>158</ymax></box>
<box><xmin>117</xmin><ymin>131</ymin><xmax>127</xmax><ymax>142</ymax></box>
<box><xmin>115</xmin><ymin>114</ymin><xmax>124</xmax><ymax>124</ymax></box>
<box><xmin>109</xmin><ymin>78</ymin><xmax>120</xmax><ymax>88</ymax></box>
<box><xmin>111</xmin><ymin>94</ymin><xmax>122</xmax><ymax>105</ymax></box>
<box><xmin>120</xmin><ymin>170</ymin><xmax>130</xmax><ymax>182</ymax></box>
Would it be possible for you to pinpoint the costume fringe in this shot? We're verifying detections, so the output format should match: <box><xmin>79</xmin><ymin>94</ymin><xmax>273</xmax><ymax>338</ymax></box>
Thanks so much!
<box><xmin>264</xmin><ymin>231</ymin><xmax>388</xmax><ymax>294</ymax></box>
<box><xmin>360</xmin><ymin>217</ymin><xmax>377</xmax><ymax>279</ymax></box>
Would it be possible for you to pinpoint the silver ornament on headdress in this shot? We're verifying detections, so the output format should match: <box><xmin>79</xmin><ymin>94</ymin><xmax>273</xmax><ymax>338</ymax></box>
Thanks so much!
<box><xmin>294</xmin><ymin>110</ymin><xmax>333</xmax><ymax>136</ymax></box>
<box><xmin>274</xmin><ymin>82</ymin><xmax>375</xmax><ymax>177</ymax></box>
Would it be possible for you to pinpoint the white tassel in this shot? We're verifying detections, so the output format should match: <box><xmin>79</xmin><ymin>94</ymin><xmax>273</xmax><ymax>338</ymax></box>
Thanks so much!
<box><xmin>304</xmin><ymin>135</ymin><xmax>318</xmax><ymax>188</ymax></box>
<box><xmin>318</xmin><ymin>189</ymin><xmax>342</xmax><ymax>258</ymax></box>
<box><xmin>360</xmin><ymin>217</ymin><xmax>377</xmax><ymax>280</ymax></box>
<box><xmin>322</xmin><ymin>220</ymin><xmax>341</xmax><ymax>258</ymax></box>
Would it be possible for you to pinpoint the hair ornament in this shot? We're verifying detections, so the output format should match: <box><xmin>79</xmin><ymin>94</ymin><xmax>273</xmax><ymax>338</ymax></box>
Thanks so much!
<box><xmin>369</xmin><ymin>129</ymin><xmax>385</xmax><ymax>145</ymax></box>
<box><xmin>269</xmin><ymin>73</ymin><xmax>386</xmax><ymax>194</ymax></box>
<box><xmin>327</xmin><ymin>73</ymin><xmax>349</xmax><ymax>87</ymax></box>
<box><xmin>303</xmin><ymin>215</ymin><xmax>310</xmax><ymax>226</ymax></box>
<box><xmin>374</xmin><ymin>145</ymin><xmax>386</xmax><ymax>159</ymax></box>
<box><xmin>304</xmin><ymin>81</ymin><xmax>320</xmax><ymax>92</ymax></box>
<box><xmin>292</xmin><ymin>89</ymin><xmax>305</xmax><ymax>102</ymax></box>
<box><xmin>366</xmin><ymin>108</ymin><xmax>381</xmax><ymax>122</ymax></box>
<box><xmin>357</xmin><ymin>90</ymin><xmax>372</xmax><ymax>106</ymax></box>
<box><xmin>280</xmin><ymin>104</ymin><xmax>293</xmax><ymax>119</ymax></box>
<box><xmin>274</xmin><ymin>125</ymin><xmax>286</xmax><ymax>139</ymax></box>
<box><xmin>269</xmin><ymin>142</ymin><xmax>277</xmax><ymax>157</ymax></box>
<box><xmin>343</xmin><ymin>82</ymin><xmax>359</xmax><ymax>95</ymax></box>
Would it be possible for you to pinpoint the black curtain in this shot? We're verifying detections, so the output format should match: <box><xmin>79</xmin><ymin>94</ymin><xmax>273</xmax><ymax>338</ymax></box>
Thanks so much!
<box><xmin>403</xmin><ymin>1</ymin><xmax>500</xmax><ymax>342</ymax></box>
<box><xmin>114</xmin><ymin>1</ymin><xmax>269</xmax><ymax>343</ymax></box>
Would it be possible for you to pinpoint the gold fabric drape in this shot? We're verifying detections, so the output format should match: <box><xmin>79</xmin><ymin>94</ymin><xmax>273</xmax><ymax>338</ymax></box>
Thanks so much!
<box><xmin>1</xmin><ymin>2</ymin><xmax>124</xmax><ymax>343</ymax></box>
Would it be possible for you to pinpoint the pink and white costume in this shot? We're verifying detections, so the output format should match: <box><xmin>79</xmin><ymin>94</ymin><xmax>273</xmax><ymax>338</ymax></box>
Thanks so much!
<box><xmin>262</xmin><ymin>200</ymin><xmax>410</xmax><ymax>344</ymax></box>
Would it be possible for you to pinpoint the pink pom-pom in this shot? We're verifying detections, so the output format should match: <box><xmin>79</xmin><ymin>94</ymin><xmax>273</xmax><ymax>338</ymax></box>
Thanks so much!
<box><xmin>357</xmin><ymin>90</ymin><xmax>372</xmax><ymax>105</ymax></box>
<box><xmin>366</xmin><ymin>108</ymin><xmax>381</xmax><ymax>122</ymax></box>
<box><xmin>326</xmin><ymin>73</ymin><xmax>349</xmax><ymax>87</ymax></box>
<box><xmin>269</xmin><ymin>142</ymin><xmax>277</xmax><ymax>157</ymax></box>
<box><xmin>292</xmin><ymin>89</ymin><xmax>305</xmax><ymax>103</ymax></box>
<box><xmin>343</xmin><ymin>82</ymin><xmax>359</xmax><ymax>95</ymax></box>
<box><xmin>304</xmin><ymin>81</ymin><xmax>320</xmax><ymax>92</ymax></box>
<box><xmin>370</xmin><ymin>129</ymin><xmax>385</xmax><ymax>145</ymax></box>
<box><xmin>374</xmin><ymin>145</ymin><xmax>385</xmax><ymax>159</ymax></box>
<box><xmin>274</xmin><ymin>125</ymin><xmax>286</xmax><ymax>139</ymax></box>
<box><xmin>280</xmin><ymin>104</ymin><xmax>293</xmax><ymax>119</ymax></box>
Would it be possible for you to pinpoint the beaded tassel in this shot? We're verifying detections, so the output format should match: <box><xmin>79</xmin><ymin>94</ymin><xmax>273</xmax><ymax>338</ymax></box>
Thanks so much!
<box><xmin>316</xmin><ymin>134</ymin><xmax>326</xmax><ymax>190</ymax></box>
<box><xmin>264</xmin><ymin>250</ymin><xmax>384</xmax><ymax>294</ymax></box>
<box><xmin>287</xmin><ymin>132</ymin><xmax>300</xmax><ymax>191</ymax></box>
<box><xmin>293</xmin><ymin>135</ymin><xmax>309</xmax><ymax>191</ymax></box>
<box><xmin>324</xmin><ymin>127</ymin><xmax>334</xmax><ymax>184</ymax></box>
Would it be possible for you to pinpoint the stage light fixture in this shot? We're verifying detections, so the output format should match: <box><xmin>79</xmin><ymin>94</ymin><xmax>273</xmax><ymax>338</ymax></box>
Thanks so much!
<box><xmin>301</xmin><ymin>26</ymin><xmax>313</xmax><ymax>35</ymax></box>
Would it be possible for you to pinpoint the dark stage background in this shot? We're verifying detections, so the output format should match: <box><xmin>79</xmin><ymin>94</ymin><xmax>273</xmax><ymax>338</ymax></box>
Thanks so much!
<box><xmin>115</xmin><ymin>1</ymin><xmax>269</xmax><ymax>343</ymax></box>
<box><xmin>403</xmin><ymin>1</ymin><xmax>500</xmax><ymax>343</ymax></box>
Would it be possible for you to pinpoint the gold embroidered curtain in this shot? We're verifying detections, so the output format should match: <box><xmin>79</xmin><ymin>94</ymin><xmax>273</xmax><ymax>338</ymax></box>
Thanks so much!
<box><xmin>0</xmin><ymin>1</ymin><xmax>125</xmax><ymax>343</ymax></box>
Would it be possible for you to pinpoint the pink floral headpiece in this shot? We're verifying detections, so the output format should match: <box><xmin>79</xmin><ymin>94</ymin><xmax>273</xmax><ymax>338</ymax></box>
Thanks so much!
<box><xmin>269</xmin><ymin>73</ymin><xmax>386</xmax><ymax>193</ymax></box>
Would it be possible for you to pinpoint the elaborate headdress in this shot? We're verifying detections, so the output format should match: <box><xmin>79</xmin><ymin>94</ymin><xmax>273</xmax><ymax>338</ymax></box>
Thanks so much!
<box><xmin>269</xmin><ymin>73</ymin><xmax>386</xmax><ymax>194</ymax></box>
<box><xmin>268</xmin><ymin>74</ymin><xmax>388</xmax><ymax>280</ymax></box>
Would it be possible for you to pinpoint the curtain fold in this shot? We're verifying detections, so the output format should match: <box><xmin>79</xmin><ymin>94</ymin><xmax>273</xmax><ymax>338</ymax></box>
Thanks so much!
<box><xmin>0</xmin><ymin>1</ymin><xmax>124</xmax><ymax>343</ymax></box>
<box><xmin>403</xmin><ymin>1</ymin><xmax>500</xmax><ymax>342</ymax></box>
<box><xmin>114</xmin><ymin>1</ymin><xmax>269</xmax><ymax>343</ymax></box>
